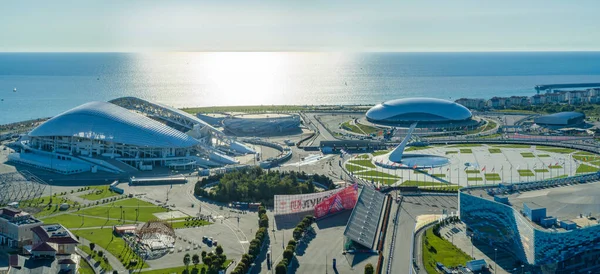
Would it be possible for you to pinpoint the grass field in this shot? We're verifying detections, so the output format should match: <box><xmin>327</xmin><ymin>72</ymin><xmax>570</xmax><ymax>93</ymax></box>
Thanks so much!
<box><xmin>518</xmin><ymin>169</ymin><xmax>535</xmax><ymax>176</ymax></box>
<box><xmin>422</xmin><ymin>227</ymin><xmax>472</xmax><ymax>274</ymax></box>
<box><xmin>405</xmin><ymin>146</ymin><xmax>432</xmax><ymax>151</ymax></box>
<box><xmin>341</xmin><ymin>120</ymin><xmax>362</xmax><ymax>134</ymax></box>
<box><xmin>431</xmin><ymin>174</ymin><xmax>446</xmax><ymax>178</ymax></box>
<box><xmin>459</xmin><ymin>149</ymin><xmax>472</xmax><ymax>154</ymax></box>
<box><xmin>170</xmin><ymin>219</ymin><xmax>211</xmax><ymax>229</ymax></box>
<box><xmin>576</xmin><ymin>164</ymin><xmax>600</xmax><ymax>174</ymax></box>
<box><xmin>548</xmin><ymin>165</ymin><xmax>562</xmax><ymax>169</ymax></box>
<box><xmin>520</xmin><ymin>152</ymin><xmax>535</xmax><ymax>158</ymax></box>
<box><xmin>21</xmin><ymin>195</ymin><xmax>78</xmax><ymax>218</ymax></box>
<box><xmin>372</xmin><ymin>150</ymin><xmax>391</xmax><ymax>156</ymax></box>
<box><xmin>450</xmin><ymin>144</ymin><xmax>482</xmax><ymax>147</ymax></box>
<box><xmin>354</xmin><ymin>170</ymin><xmax>400</xmax><ymax>178</ymax></box>
<box><xmin>74</xmin><ymin>228</ymin><xmax>148</xmax><ymax>269</ymax></box>
<box><xmin>402</xmin><ymin>180</ymin><xmax>447</xmax><ymax>187</ymax></box>
<box><xmin>40</xmin><ymin>213</ymin><xmax>133</xmax><ymax>228</ymax></box>
<box><xmin>80</xmin><ymin>185</ymin><xmax>120</xmax><ymax>201</ymax></box>
<box><xmin>492</xmin><ymin>144</ymin><xmax>532</xmax><ymax>148</ymax></box>
<box><xmin>142</xmin><ymin>260</ymin><xmax>231</xmax><ymax>274</ymax></box>
<box><xmin>465</xmin><ymin>170</ymin><xmax>480</xmax><ymax>174</ymax></box>
<box><xmin>345</xmin><ymin>164</ymin><xmax>368</xmax><ymax>172</ymax></box>
<box><xmin>76</xmin><ymin>198</ymin><xmax>169</xmax><ymax>223</ymax></box>
<box><xmin>537</xmin><ymin>147</ymin><xmax>576</xmax><ymax>154</ymax></box>
<box><xmin>348</xmin><ymin>159</ymin><xmax>376</xmax><ymax>168</ymax></box>
<box><xmin>445</xmin><ymin>151</ymin><xmax>458</xmax><ymax>155</ymax></box>
<box><xmin>359</xmin><ymin>176</ymin><xmax>399</xmax><ymax>185</ymax></box>
<box><xmin>484</xmin><ymin>173</ymin><xmax>501</xmax><ymax>181</ymax></box>
<box><xmin>538</xmin><ymin>154</ymin><xmax>551</xmax><ymax>158</ymax></box>
<box><xmin>467</xmin><ymin>177</ymin><xmax>483</xmax><ymax>181</ymax></box>
<box><xmin>534</xmin><ymin>169</ymin><xmax>549</xmax><ymax>173</ymax></box>
<box><xmin>80</xmin><ymin>244</ymin><xmax>112</xmax><ymax>271</ymax></box>
<box><xmin>488</xmin><ymin>148</ymin><xmax>502</xmax><ymax>154</ymax></box>
<box><xmin>573</xmin><ymin>155</ymin><xmax>600</xmax><ymax>162</ymax></box>
<box><xmin>78</xmin><ymin>257</ymin><xmax>96</xmax><ymax>274</ymax></box>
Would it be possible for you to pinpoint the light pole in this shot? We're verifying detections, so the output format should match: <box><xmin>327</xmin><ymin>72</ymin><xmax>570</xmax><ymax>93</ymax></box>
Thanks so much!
<box><xmin>494</xmin><ymin>248</ymin><xmax>497</xmax><ymax>274</ymax></box>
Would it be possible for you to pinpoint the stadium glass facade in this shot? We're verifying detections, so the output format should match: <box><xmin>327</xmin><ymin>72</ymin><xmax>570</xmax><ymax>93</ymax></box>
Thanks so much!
<box><xmin>460</xmin><ymin>190</ymin><xmax>600</xmax><ymax>272</ymax></box>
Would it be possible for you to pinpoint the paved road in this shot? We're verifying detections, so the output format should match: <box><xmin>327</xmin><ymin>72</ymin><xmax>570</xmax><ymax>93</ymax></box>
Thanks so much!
<box><xmin>389</xmin><ymin>195</ymin><xmax>458</xmax><ymax>274</ymax></box>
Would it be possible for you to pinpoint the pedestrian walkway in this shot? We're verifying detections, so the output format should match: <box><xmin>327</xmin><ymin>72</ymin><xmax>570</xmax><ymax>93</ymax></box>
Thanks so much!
<box><xmin>78</xmin><ymin>236</ymin><xmax>128</xmax><ymax>273</ymax></box>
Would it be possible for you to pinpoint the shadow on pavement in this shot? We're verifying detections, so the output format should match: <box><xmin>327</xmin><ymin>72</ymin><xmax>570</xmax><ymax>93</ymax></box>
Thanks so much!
<box><xmin>315</xmin><ymin>210</ymin><xmax>351</xmax><ymax>230</ymax></box>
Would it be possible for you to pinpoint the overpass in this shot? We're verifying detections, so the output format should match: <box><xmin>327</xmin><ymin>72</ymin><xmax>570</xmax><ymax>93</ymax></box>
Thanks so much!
<box><xmin>535</xmin><ymin>83</ymin><xmax>600</xmax><ymax>92</ymax></box>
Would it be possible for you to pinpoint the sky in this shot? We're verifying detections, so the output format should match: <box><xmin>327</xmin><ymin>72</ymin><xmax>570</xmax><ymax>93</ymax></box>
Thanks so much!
<box><xmin>2</xmin><ymin>0</ymin><xmax>600</xmax><ymax>52</ymax></box>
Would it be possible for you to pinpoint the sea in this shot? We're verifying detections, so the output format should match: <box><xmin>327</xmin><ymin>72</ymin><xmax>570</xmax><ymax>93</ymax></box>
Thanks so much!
<box><xmin>2</xmin><ymin>51</ymin><xmax>600</xmax><ymax>125</ymax></box>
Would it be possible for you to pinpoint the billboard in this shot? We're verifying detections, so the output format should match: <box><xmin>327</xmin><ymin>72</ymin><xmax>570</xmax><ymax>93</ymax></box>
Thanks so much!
<box><xmin>314</xmin><ymin>184</ymin><xmax>359</xmax><ymax>218</ymax></box>
<box><xmin>275</xmin><ymin>187</ymin><xmax>346</xmax><ymax>216</ymax></box>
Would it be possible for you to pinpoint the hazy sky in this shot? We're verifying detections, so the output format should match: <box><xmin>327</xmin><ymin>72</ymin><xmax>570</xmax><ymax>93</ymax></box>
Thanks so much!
<box><xmin>2</xmin><ymin>0</ymin><xmax>599</xmax><ymax>52</ymax></box>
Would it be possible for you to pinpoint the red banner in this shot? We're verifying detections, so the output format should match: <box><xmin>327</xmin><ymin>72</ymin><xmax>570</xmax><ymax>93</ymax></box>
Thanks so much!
<box><xmin>314</xmin><ymin>184</ymin><xmax>359</xmax><ymax>218</ymax></box>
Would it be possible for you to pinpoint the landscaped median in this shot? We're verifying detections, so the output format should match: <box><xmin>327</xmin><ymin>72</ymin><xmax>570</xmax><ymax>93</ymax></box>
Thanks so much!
<box><xmin>422</xmin><ymin>217</ymin><xmax>472</xmax><ymax>274</ymax></box>
<box><xmin>74</xmin><ymin>228</ymin><xmax>149</xmax><ymax>270</ymax></box>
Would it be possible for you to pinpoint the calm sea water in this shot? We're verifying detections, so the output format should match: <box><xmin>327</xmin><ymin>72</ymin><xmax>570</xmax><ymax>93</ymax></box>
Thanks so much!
<box><xmin>1</xmin><ymin>52</ymin><xmax>600</xmax><ymax>125</ymax></box>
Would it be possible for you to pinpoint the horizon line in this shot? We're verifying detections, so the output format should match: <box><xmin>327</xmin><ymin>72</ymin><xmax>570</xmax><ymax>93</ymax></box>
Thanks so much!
<box><xmin>1</xmin><ymin>49</ymin><xmax>600</xmax><ymax>54</ymax></box>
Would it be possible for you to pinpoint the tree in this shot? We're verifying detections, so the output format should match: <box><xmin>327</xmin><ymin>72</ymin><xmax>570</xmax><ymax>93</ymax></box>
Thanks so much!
<box><xmin>113</xmin><ymin>271</ymin><xmax>118</xmax><ymax>274</ymax></box>
<box><xmin>259</xmin><ymin>215</ymin><xmax>269</xmax><ymax>228</ymax></box>
<box><xmin>89</xmin><ymin>243</ymin><xmax>95</xmax><ymax>252</ymax></box>
<box><xmin>215</xmin><ymin>245</ymin><xmax>223</xmax><ymax>255</ymax></box>
<box><xmin>201</xmin><ymin>251</ymin><xmax>207</xmax><ymax>258</ymax></box>
<box><xmin>192</xmin><ymin>254</ymin><xmax>200</xmax><ymax>269</ymax></box>
<box><xmin>275</xmin><ymin>263</ymin><xmax>287</xmax><ymax>274</ymax></box>
<box><xmin>283</xmin><ymin>248</ymin><xmax>294</xmax><ymax>262</ymax></box>
<box><xmin>364</xmin><ymin>263</ymin><xmax>374</xmax><ymax>274</ymax></box>
<box><xmin>202</xmin><ymin>254</ymin><xmax>212</xmax><ymax>266</ymax></box>
<box><xmin>183</xmin><ymin>253</ymin><xmax>191</xmax><ymax>271</ymax></box>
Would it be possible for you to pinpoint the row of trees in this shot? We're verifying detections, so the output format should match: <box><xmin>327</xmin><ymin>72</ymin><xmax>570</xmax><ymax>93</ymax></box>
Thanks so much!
<box><xmin>182</xmin><ymin>245</ymin><xmax>227</xmax><ymax>274</ymax></box>
<box><xmin>195</xmin><ymin>167</ymin><xmax>334</xmax><ymax>206</ymax></box>
<box><xmin>231</xmin><ymin>205</ymin><xmax>269</xmax><ymax>274</ymax></box>
<box><xmin>275</xmin><ymin>215</ymin><xmax>314</xmax><ymax>274</ymax></box>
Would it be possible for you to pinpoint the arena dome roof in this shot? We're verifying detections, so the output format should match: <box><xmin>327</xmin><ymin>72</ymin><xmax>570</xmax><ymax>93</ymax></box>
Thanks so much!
<box><xmin>28</xmin><ymin>101</ymin><xmax>199</xmax><ymax>148</ymax></box>
<box><xmin>366</xmin><ymin>98</ymin><xmax>472</xmax><ymax>123</ymax></box>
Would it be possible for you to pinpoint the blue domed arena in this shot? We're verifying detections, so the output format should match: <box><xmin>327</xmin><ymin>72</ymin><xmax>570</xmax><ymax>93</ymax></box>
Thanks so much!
<box><xmin>366</xmin><ymin>97</ymin><xmax>477</xmax><ymax>128</ymax></box>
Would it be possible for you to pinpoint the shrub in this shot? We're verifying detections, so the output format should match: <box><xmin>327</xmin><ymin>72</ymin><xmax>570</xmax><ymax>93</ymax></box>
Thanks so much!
<box><xmin>364</xmin><ymin>263</ymin><xmax>374</xmax><ymax>274</ymax></box>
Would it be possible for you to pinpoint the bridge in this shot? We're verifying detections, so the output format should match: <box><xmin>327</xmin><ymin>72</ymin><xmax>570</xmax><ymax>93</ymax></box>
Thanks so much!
<box><xmin>535</xmin><ymin>83</ymin><xmax>600</xmax><ymax>92</ymax></box>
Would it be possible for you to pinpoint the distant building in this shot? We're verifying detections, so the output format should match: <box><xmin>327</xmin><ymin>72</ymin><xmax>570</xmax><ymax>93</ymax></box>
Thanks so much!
<box><xmin>0</xmin><ymin>207</ymin><xmax>43</xmax><ymax>249</ymax></box>
<box><xmin>6</xmin><ymin>224</ymin><xmax>81</xmax><ymax>274</ymax></box>
<box><xmin>455</xmin><ymin>98</ymin><xmax>486</xmax><ymax>110</ymax></box>
<box><xmin>534</xmin><ymin>112</ymin><xmax>585</xmax><ymax>129</ymax></box>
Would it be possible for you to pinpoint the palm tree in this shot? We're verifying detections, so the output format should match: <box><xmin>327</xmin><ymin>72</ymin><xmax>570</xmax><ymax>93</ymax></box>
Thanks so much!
<box><xmin>192</xmin><ymin>254</ymin><xmax>200</xmax><ymax>269</ymax></box>
<box><xmin>183</xmin><ymin>253</ymin><xmax>191</xmax><ymax>271</ymax></box>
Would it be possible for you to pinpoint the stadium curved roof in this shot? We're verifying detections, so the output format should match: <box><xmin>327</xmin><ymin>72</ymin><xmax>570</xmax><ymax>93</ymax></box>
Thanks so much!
<box><xmin>534</xmin><ymin>112</ymin><xmax>585</xmax><ymax>126</ymax></box>
<box><xmin>29</xmin><ymin>101</ymin><xmax>199</xmax><ymax>148</ymax></box>
<box><xmin>366</xmin><ymin>97</ymin><xmax>472</xmax><ymax>123</ymax></box>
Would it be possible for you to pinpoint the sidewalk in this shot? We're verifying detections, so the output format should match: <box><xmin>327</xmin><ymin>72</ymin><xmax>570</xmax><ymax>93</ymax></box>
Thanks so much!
<box><xmin>78</xmin><ymin>236</ymin><xmax>128</xmax><ymax>273</ymax></box>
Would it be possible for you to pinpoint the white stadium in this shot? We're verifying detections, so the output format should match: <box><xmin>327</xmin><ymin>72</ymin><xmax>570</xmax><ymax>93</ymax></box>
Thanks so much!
<box><xmin>8</xmin><ymin>97</ymin><xmax>255</xmax><ymax>175</ymax></box>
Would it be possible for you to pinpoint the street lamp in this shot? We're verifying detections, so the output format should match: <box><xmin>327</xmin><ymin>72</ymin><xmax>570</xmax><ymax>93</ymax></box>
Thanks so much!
<box><xmin>494</xmin><ymin>248</ymin><xmax>497</xmax><ymax>274</ymax></box>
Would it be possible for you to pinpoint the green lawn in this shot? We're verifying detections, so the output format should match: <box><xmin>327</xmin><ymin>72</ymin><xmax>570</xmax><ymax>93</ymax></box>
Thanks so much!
<box><xmin>80</xmin><ymin>186</ymin><xmax>120</xmax><ymax>201</ymax></box>
<box><xmin>20</xmin><ymin>195</ymin><xmax>78</xmax><ymax>218</ymax></box>
<box><xmin>76</xmin><ymin>198</ymin><xmax>168</xmax><ymax>222</ymax></box>
<box><xmin>73</xmin><ymin>228</ymin><xmax>148</xmax><ymax>269</ymax></box>
<box><xmin>359</xmin><ymin>176</ymin><xmax>399</xmax><ymax>185</ymax></box>
<box><xmin>40</xmin><ymin>213</ymin><xmax>133</xmax><ymax>228</ymax></box>
<box><xmin>142</xmin><ymin>261</ymin><xmax>231</xmax><ymax>274</ymax></box>
<box><xmin>445</xmin><ymin>151</ymin><xmax>458</xmax><ymax>155</ymax></box>
<box><xmin>345</xmin><ymin>164</ymin><xmax>368</xmax><ymax>172</ymax></box>
<box><xmin>484</xmin><ymin>173</ymin><xmax>501</xmax><ymax>181</ymax></box>
<box><xmin>402</xmin><ymin>180</ymin><xmax>448</xmax><ymax>187</ymax></box>
<box><xmin>372</xmin><ymin>150</ymin><xmax>391</xmax><ymax>156</ymax></box>
<box><xmin>341</xmin><ymin>120</ymin><xmax>362</xmax><ymax>134</ymax></box>
<box><xmin>431</xmin><ymin>174</ymin><xmax>446</xmax><ymax>178</ymax></box>
<box><xmin>534</xmin><ymin>169</ymin><xmax>549</xmax><ymax>173</ymax></box>
<box><xmin>492</xmin><ymin>144</ymin><xmax>532</xmax><ymax>148</ymax></box>
<box><xmin>576</xmin><ymin>164</ymin><xmax>600</xmax><ymax>174</ymax></box>
<box><xmin>354</xmin><ymin>170</ymin><xmax>400</xmax><ymax>178</ymax></box>
<box><xmin>551</xmin><ymin>174</ymin><xmax>569</xmax><ymax>179</ymax></box>
<box><xmin>348</xmin><ymin>159</ymin><xmax>376</xmax><ymax>168</ymax></box>
<box><xmin>78</xmin><ymin>256</ymin><xmax>96</xmax><ymax>274</ymax></box>
<box><xmin>467</xmin><ymin>177</ymin><xmax>483</xmax><ymax>181</ymax></box>
<box><xmin>80</xmin><ymin>244</ymin><xmax>112</xmax><ymax>271</ymax></box>
<box><xmin>518</xmin><ymin>169</ymin><xmax>535</xmax><ymax>176</ymax></box>
<box><xmin>548</xmin><ymin>165</ymin><xmax>562</xmax><ymax>169</ymax></box>
<box><xmin>465</xmin><ymin>170</ymin><xmax>480</xmax><ymax>174</ymax></box>
<box><xmin>449</xmin><ymin>144</ymin><xmax>482</xmax><ymax>147</ymax></box>
<box><xmin>488</xmin><ymin>148</ymin><xmax>502</xmax><ymax>154</ymax></box>
<box><xmin>520</xmin><ymin>152</ymin><xmax>535</xmax><ymax>158</ymax></box>
<box><xmin>459</xmin><ymin>149</ymin><xmax>472</xmax><ymax>154</ymax></box>
<box><xmin>573</xmin><ymin>155</ymin><xmax>600</xmax><ymax>162</ymax></box>
<box><xmin>405</xmin><ymin>146</ymin><xmax>432</xmax><ymax>152</ymax></box>
<box><xmin>422</xmin><ymin>227</ymin><xmax>472</xmax><ymax>274</ymax></box>
<box><xmin>538</xmin><ymin>154</ymin><xmax>551</xmax><ymax>158</ymax></box>
<box><xmin>537</xmin><ymin>147</ymin><xmax>576</xmax><ymax>154</ymax></box>
<box><xmin>170</xmin><ymin>220</ymin><xmax>211</xmax><ymax>229</ymax></box>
